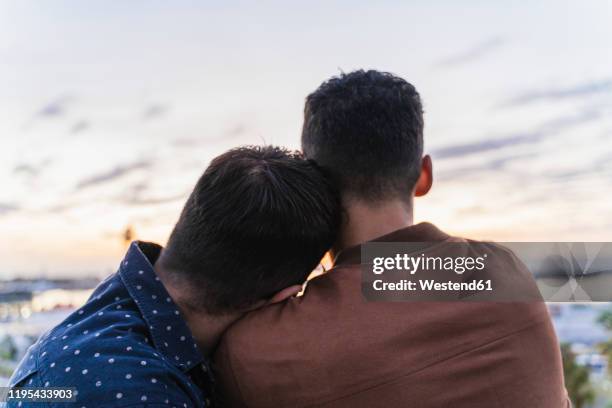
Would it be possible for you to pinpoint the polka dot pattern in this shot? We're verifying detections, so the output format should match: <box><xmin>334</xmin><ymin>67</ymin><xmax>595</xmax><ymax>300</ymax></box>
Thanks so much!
<box><xmin>7</xmin><ymin>241</ymin><xmax>210</xmax><ymax>407</ymax></box>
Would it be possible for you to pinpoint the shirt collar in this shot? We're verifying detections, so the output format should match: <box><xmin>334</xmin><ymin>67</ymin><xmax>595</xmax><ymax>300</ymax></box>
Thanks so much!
<box><xmin>333</xmin><ymin>222</ymin><xmax>451</xmax><ymax>266</ymax></box>
<box><xmin>119</xmin><ymin>241</ymin><xmax>205</xmax><ymax>373</ymax></box>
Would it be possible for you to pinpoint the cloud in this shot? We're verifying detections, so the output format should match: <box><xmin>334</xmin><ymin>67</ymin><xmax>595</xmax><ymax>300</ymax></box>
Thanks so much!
<box><xmin>432</xmin><ymin>132</ymin><xmax>541</xmax><ymax>159</ymax></box>
<box><xmin>434</xmin><ymin>37</ymin><xmax>505</xmax><ymax>68</ymax></box>
<box><xmin>227</xmin><ymin>123</ymin><xmax>246</xmax><ymax>137</ymax></box>
<box><xmin>13</xmin><ymin>158</ymin><xmax>53</xmax><ymax>177</ymax></box>
<box><xmin>456</xmin><ymin>205</ymin><xmax>487</xmax><ymax>216</ymax></box>
<box><xmin>43</xmin><ymin>203</ymin><xmax>75</xmax><ymax>214</ymax></box>
<box><xmin>70</xmin><ymin>120</ymin><xmax>90</xmax><ymax>134</ymax></box>
<box><xmin>121</xmin><ymin>193</ymin><xmax>186</xmax><ymax>206</ymax></box>
<box><xmin>171</xmin><ymin>122</ymin><xmax>249</xmax><ymax>148</ymax></box>
<box><xmin>435</xmin><ymin>109</ymin><xmax>603</xmax><ymax>184</ymax></box>
<box><xmin>486</xmin><ymin>152</ymin><xmax>539</xmax><ymax>171</ymax></box>
<box><xmin>540</xmin><ymin>108</ymin><xmax>601</xmax><ymax>132</ymax></box>
<box><xmin>172</xmin><ymin>137</ymin><xmax>200</xmax><ymax>148</ymax></box>
<box><xmin>75</xmin><ymin>160</ymin><xmax>152</xmax><ymax>190</ymax></box>
<box><xmin>35</xmin><ymin>96</ymin><xmax>73</xmax><ymax>118</ymax></box>
<box><xmin>37</xmin><ymin>102</ymin><xmax>65</xmax><ymax>117</ymax></box>
<box><xmin>23</xmin><ymin>96</ymin><xmax>74</xmax><ymax>129</ymax></box>
<box><xmin>437</xmin><ymin>152</ymin><xmax>537</xmax><ymax>181</ymax></box>
<box><xmin>0</xmin><ymin>203</ymin><xmax>20</xmax><ymax>216</ymax></box>
<box><xmin>433</xmin><ymin>109</ymin><xmax>600</xmax><ymax>160</ymax></box>
<box><xmin>142</xmin><ymin>104</ymin><xmax>170</xmax><ymax>120</ymax></box>
<box><xmin>127</xmin><ymin>182</ymin><xmax>148</xmax><ymax>194</ymax></box>
<box><xmin>501</xmin><ymin>78</ymin><xmax>612</xmax><ymax>107</ymax></box>
<box><xmin>13</xmin><ymin>163</ymin><xmax>40</xmax><ymax>176</ymax></box>
<box><xmin>118</xmin><ymin>183</ymin><xmax>187</xmax><ymax>206</ymax></box>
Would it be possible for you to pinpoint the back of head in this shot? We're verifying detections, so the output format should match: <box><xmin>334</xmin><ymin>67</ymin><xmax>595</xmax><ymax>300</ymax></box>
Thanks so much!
<box><xmin>302</xmin><ymin>70</ymin><xmax>424</xmax><ymax>202</ymax></box>
<box><xmin>161</xmin><ymin>145</ymin><xmax>340</xmax><ymax>314</ymax></box>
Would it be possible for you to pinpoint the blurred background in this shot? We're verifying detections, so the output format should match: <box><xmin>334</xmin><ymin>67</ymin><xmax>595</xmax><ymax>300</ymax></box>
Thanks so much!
<box><xmin>1</xmin><ymin>1</ymin><xmax>611</xmax><ymax>406</ymax></box>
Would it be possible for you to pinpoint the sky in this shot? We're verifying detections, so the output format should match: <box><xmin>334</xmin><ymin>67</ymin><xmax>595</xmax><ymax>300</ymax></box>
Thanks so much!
<box><xmin>1</xmin><ymin>0</ymin><xmax>611</xmax><ymax>278</ymax></box>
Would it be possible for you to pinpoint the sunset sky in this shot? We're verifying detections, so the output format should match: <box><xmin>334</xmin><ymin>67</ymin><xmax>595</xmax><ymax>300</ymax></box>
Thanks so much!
<box><xmin>1</xmin><ymin>0</ymin><xmax>611</xmax><ymax>278</ymax></box>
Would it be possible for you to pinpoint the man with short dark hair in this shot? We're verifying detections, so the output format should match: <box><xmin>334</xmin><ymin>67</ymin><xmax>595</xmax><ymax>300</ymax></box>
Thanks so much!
<box><xmin>214</xmin><ymin>71</ymin><xmax>569</xmax><ymax>407</ymax></box>
<box><xmin>7</xmin><ymin>146</ymin><xmax>340</xmax><ymax>408</ymax></box>
<box><xmin>302</xmin><ymin>70</ymin><xmax>425</xmax><ymax>203</ymax></box>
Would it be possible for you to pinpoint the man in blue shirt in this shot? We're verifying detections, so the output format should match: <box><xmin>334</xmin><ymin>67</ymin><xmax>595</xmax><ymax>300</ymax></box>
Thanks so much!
<box><xmin>7</xmin><ymin>146</ymin><xmax>340</xmax><ymax>408</ymax></box>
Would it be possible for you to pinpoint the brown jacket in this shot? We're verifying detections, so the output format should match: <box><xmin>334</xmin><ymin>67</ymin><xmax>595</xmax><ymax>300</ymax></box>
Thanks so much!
<box><xmin>214</xmin><ymin>223</ymin><xmax>569</xmax><ymax>407</ymax></box>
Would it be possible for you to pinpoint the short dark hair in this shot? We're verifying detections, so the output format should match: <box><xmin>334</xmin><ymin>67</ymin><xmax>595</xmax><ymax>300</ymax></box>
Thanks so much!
<box><xmin>161</xmin><ymin>145</ymin><xmax>340</xmax><ymax>314</ymax></box>
<box><xmin>302</xmin><ymin>70</ymin><xmax>424</xmax><ymax>201</ymax></box>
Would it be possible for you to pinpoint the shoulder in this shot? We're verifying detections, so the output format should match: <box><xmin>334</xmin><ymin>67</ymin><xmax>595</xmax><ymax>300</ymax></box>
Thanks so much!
<box><xmin>223</xmin><ymin>268</ymin><xmax>349</xmax><ymax>337</ymax></box>
<box><xmin>13</xmin><ymin>327</ymin><xmax>197</xmax><ymax>407</ymax></box>
<box><xmin>214</xmin><ymin>267</ymin><xmax>356</xmax><ymax>382</ymax></box>
<box><xmin>9</xmin><ymin>292</ymin><xmax>198</xmax><ymax>407</ymax></box>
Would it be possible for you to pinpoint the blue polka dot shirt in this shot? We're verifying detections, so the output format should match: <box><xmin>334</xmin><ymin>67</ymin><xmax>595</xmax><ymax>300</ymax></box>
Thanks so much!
<box><xmin>7</xmin><ymin>241</ymin><xmax>213</xmax><ymax>408</ymax></box>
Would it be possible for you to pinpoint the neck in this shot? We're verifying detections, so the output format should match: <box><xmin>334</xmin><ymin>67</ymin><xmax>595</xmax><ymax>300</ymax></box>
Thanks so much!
<box><xmin>154</xmin><ymin>262</ymin><xmax>242</xmax><ymax>356</ymax></box>
<box><xmin>178</xmin><ymin>308</ymin><xmax>239</xmax><ymax>356</ymax></box>
<box><xmin>333</xmin><ymin>197</ymin><xmax>414</xmax><ymax>257</ymax></box>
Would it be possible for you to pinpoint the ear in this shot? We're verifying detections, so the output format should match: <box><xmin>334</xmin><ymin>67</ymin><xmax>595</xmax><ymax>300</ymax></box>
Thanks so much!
<box><xmin>267</xmin><ymin>285</ymin><xmax>303</xmax><ymax>305</ymax></box>
<box><xmin>415</xmin><ymin>154</ymin><xmax>433</xmax><ymax>197</ymax></box>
